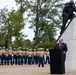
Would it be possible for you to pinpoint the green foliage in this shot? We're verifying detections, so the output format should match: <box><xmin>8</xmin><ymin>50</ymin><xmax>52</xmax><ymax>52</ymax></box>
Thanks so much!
<box><xmin>9</xmin><ymin>10</ymin><xmax>25</xmax><ymax>37</ymax></box>
<box><xmin>35</xmin><ymin>39</ymin><xmax>56</xmax><ymax>49</ymax></box>
<box><xmin>0</xmin><ymin>0</ymin><xmax>64</xmax><ymax>48</ymax></box>
<box><xmin>12</xmin><ymin>38</ymin><xmax>33</xmax><ymax>48</ymax></box>
<box><xmin>33</xmin><ymin>20</ymin><xmax>56</xmax><ymax>45</ymax></box>
<box><xmin>15</xmin><ymin>0</ymin><xmax>29</xmax><ymax>14</ymax></box>
<box><xmin>15</xmin><ymin>0</ymin><xmax>63</xmax><ymax>48</ymax></box>
<box><xmin>0</xmin><ymin>8</ymin><xmax>25</xmax><ymax>47</ymax></box>
<box><xmin>26</xmin><ymin>0</ymin><xmax>63</xmax><ymax>47</ymax></box>
<box><xmin>0</xmin><ymin>8</ymin><xmax>9</xmax><ymax>47</ymax></box>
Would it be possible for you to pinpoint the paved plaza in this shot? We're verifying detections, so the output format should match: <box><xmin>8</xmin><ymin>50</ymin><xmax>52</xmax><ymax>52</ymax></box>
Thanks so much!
<box><xmin>0</xmin><ymin>64</ymin><xmax>76</xmax><ymax>75</ymax></box>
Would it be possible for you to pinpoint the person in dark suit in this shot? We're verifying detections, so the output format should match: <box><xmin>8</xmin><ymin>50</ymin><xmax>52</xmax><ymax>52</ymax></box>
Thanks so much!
<box><xmin>54</xmin><ymin>38</ymin><xmax>68</xmax><ymax>62</ymax></box>
<box><xmin>50</xmin><ymin>38</ymin><xmax>68</xmax><ymax>74</ymax></box>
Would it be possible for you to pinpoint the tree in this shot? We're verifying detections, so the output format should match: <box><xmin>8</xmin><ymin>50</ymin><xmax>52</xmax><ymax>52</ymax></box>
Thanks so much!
<box><xmin>0</xmin><ymin>8</ymin><xmax>9</xmax><ymax>47</ymax></box>
<box><xmin>0</xmin><ymin>8</ymin><xmax>25</xmax><ymax>48</ymax></box>
<box><xmin>27</xmin><ymin>0</ymin><xmax>63</xmax><ymax>47</ymax></box>
<box><xmin>15</xmin><ymin>0</ymin><xmax>29</xmax><ymax>14</ymax></box>
<box><xmin>9</xmin><ymin>9</ymin><xmax>25</xmax><ymax>38</ymax></box>
<box><xmin>15</xmin><ymin>0</ymin><xmax>63</xmax><ymax>48</ymax></box>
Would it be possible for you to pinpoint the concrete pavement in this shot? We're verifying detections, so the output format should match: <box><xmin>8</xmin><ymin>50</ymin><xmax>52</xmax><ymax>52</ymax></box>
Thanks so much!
<box><xmin>0</xmin><ymin>65</ymin><xmax>76</xmax><ymax>75</ymax></box>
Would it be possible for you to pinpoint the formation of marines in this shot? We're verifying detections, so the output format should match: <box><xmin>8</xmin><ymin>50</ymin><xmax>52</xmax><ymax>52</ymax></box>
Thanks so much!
<box><xmin>0</xmin><ymin>47</ymin><xmax>50</xmax><ymax>67</ymax></box>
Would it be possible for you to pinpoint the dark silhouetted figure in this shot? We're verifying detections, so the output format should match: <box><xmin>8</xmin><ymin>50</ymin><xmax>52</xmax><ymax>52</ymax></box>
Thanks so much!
<box><xmin>4</xmin><ymin>37</ymin><xmax>9</xmax><ymax>49</ymax></box>
<box><xmin>54</xmin><ymin>38</ymin><xmax>68</xmax><ymax>73</ymax></box>
<box><xmin>54</xmin><ymin>38</ymin><xmax>68</xmax><ymax>62</ymax></box>
<box><xmin>60</xmin><ymin>0</ymin><xmax>76</xmax><ymax>34</ymax></box>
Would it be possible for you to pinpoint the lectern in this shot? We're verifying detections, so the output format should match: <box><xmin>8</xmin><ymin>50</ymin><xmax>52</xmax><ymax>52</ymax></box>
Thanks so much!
<box><xmin>50</xmin><ymin>49</ymin><xmax>65</xmax><ymax>74</ymax></box>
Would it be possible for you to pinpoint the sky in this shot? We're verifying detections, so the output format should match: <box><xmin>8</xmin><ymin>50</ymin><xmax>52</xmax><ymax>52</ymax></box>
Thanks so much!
<box><xmin>0</xmin><ymin>0</ymin><xmax>76</xmax><ymax>41</ymax></box>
